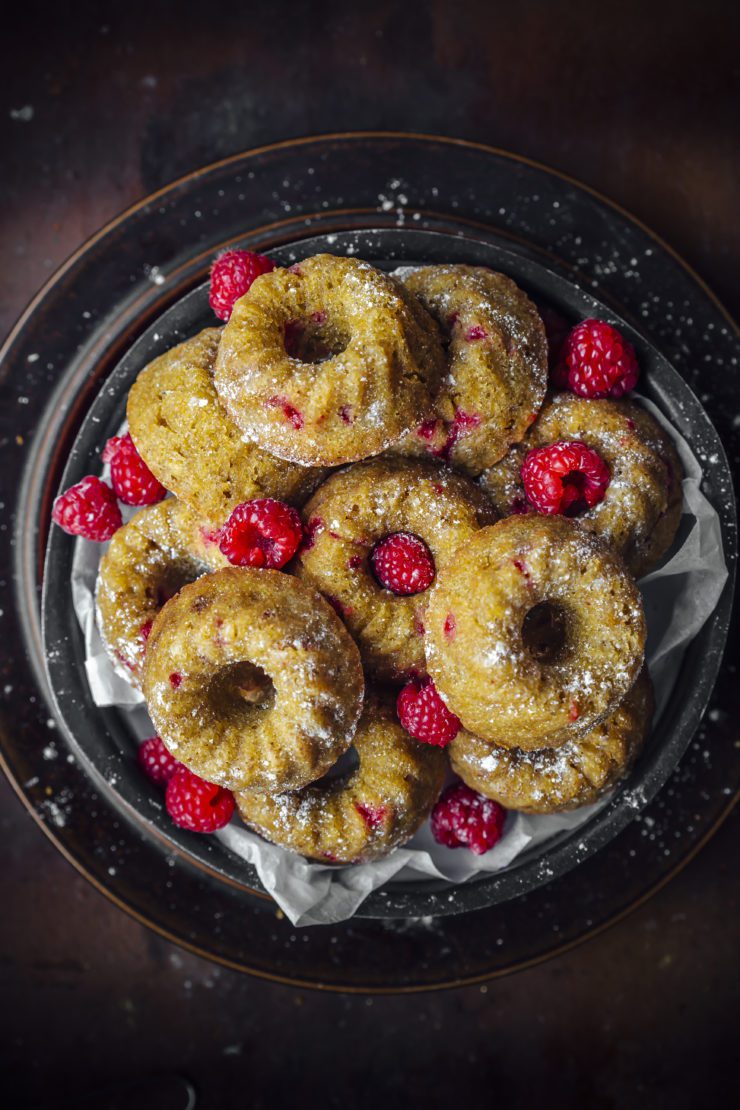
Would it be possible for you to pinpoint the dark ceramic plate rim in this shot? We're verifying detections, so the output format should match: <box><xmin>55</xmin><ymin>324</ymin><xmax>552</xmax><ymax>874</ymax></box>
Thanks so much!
<box><xmin>40</xmin><ymin>226</ymin><xmax>736</xmax><ymax>919</ymax></box>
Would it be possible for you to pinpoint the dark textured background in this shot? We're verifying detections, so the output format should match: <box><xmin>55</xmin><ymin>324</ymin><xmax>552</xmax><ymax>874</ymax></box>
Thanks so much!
<box><xmin>1</xmin><ymin>1</ymin><xmax>738</xmax><ymax>1107</ymax></box>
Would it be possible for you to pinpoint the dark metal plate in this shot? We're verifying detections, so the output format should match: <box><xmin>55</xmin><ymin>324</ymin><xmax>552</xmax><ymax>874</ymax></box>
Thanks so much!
<box><xmin>41</xmin><ymin>226</ymin><xmax>735</xmax><ymax>920</ymax></box>
<box><xmin>1</xmin><ymin>134</ymin><xmax>737</xmax><ymax>990</ymax></box>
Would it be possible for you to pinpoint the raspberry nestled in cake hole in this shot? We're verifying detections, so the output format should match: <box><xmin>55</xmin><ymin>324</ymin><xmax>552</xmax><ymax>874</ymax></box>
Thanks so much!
<box><xmin>218</xmin><ymin>498</ymin><xmax>303</xmax><ymax>569</ymax></box>
<box><xmin>464</xmin><ymin>325</ymin><xmax>488</xmax><ymax>341</ymax></box>
<box><xmin>443</xmin><ymin>613</ymin><xmax>457</xmax><ymax>641</ymax></box>
<box><xmin>283</xmin><ymin>311</ymin><xmax>348</xmax><ymax>365</ymax></box>
<box><xmin>52</xmin><ymin>476</ymin><xmax>123</xmax><ymax>542</ymax></box>
<box><xmin>138</xmin><ymin>736</ymin><xmax>181</xmax><ymax>788</ymax></box>
<box><xmin>209</xmin><ymin>249</ymin><xmax>276</xmax><ymax>322</ymax></box>
<box><xmin>431</xmin><ymin>783</ymin><xmax>506</xmax><ymax>854</ymax></box>
<box><xmin>397</xmin><ymin>679</ymin><xmax>460</xmax><ymax>748</ymax></box>
<box><xmin>102</xmin><ymin>432</ymin><xmax>166</xmax><ymax>506</ymax></box>
<box><xmin>555</xmin><ymin>318</ymin><xmax>639</xmax><ymax>398</ymax></box>
<box><xmin>521</xmin><ymin>440</ymin><xmax>610</xmax><ymax>516</ymax></box>
<box><xmin>370</xmin><ymin>532</ymin><xmax>435</xmax><ymax>596</ymax></box>
<box><xmin>165</xmin><ymin>766</ymin><xmax>235</xmax><ymax>833</ymax></box>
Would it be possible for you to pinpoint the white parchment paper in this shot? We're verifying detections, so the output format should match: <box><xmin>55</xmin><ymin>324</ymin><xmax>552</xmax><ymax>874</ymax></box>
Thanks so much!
<box><xmin>71</xmin><ymin>396</ymin><xmax>727</xmax><ymax>926</ymax></box>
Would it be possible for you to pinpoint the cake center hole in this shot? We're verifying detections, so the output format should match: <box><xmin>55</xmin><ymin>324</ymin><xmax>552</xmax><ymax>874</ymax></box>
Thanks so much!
<box><xmin>213</xmin><ymin>661</ymin><xmax>275</xmax><ymax>711</ymax></box>
<box><xmin>154</xmin><ymin>562</ymin><xmax>201</xmax><ymax>608</ymax></box>
<box><xmin>522</xmin><ymin>601</ymin><xmax>568</xmax><ymax>663</ymax></box>
<box><xmin>284</xmin><ymin>314</ymin><xmax>349</xmax><ymax>364</ymax></box>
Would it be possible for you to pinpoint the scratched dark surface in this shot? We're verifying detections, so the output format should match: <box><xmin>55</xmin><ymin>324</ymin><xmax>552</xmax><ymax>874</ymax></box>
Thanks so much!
<box><xmin>1</xmin><ymin>2</ymin><xmax>739</xmax><ymax>1108</ymax></box>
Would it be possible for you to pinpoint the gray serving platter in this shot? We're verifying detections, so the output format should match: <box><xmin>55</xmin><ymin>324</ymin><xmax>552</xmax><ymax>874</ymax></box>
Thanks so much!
<box><xmin>41</xmin><ymin>227</ymin><xmax>735</xmax><ymax>919</ymax></box>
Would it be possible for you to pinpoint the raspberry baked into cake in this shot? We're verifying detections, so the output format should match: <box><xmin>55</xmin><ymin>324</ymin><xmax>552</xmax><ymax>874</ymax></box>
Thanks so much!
<box><xmin>52</xmin><ymin>248</ymin><xmax>682</xmax><ymax>869</ymax></box>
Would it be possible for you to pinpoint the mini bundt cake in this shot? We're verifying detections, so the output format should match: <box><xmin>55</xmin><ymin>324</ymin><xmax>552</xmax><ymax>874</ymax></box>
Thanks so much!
<box><xmin>449</xmin><ymin>667</ymin><xmax>654</xmax><ymax>812</ymax></box>
<box><xmin>127</xmin><ymin>328</ymin><xmax>326</xmax><ymax>526</ymax></box>
<box><xmin>393</xmin><ymin>264</ymin><xmax>548</xmax><ymax>474</ymax></box>
<box><xmin>480</xmin><ymin>391</ymin><xmax>683</xmax><ymax>577</ymax></box>
<box><xmin>425</xmin><ymin>515</ymin><xmax>646</xmax><ymax>749</ymax></box>
<box><xmin>214</xmin><ymin>255</ymin><xmax>446</xmax><ymax>467</ymax></box>
<box><xmin>143</xmin><ymin>566</ymin><xmax>364</xmax><ymax>793</ymax></box>
<box><xmin>236</xmin><ymin>693</ymin><xmax>446</xmax><ymax>863</ymax></box>
<box><xmin>96</xmin><ymin>498</ymin><xmax>227</xmax><ymax>687</ymax></box>
<box><xmin>295</xmin><ymin>456</ymin><xmax>496</xmax><ymax>681</ymax></box>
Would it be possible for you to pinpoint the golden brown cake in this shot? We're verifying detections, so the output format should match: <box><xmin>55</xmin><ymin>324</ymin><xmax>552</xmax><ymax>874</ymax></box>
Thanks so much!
<box><xmin>449</xmin><ymin>667</ymin><xmax>654</xmax><ymax>812</ymax></box>
<box><xmin>127</xmin><ymin>327</ymin><xmax>326</xmax><ymax>526</ymax></box>
<box><xmin>425</xmin><ymin>515</ymin><xmax>646</xmax><ymax>749</ymax></box>
<box><xmin>142</xmin><ymin>566</ymin><xmax>364</xmax><ymax>793</ymax></box>
<box><xmin>96</xmin><ymin>498</ymin><xmax>227</xmax><ymax>688</ymax></box>
<box><xmin>295</xmin><ymin>456</ymin><xmax>496</xmax><ymax>681</ymax></box>
<box><xmin>236</xmin><ymin>693</ymin><xmax>446</xmax><ymax>863</ymax></box>
<box><xmin>393</xmin><ymin>264</ymin><xmax>548</xmax><ymax>474</ymax></box>
<box><xmin>480</xmin><ymin>392</ymin><xmax>683</xmax><ymax>576</ymax></box>
<box><xmin>213</xmin><ymin>255</ymin><xmax>446</xmax><ymax>467</ymax></box>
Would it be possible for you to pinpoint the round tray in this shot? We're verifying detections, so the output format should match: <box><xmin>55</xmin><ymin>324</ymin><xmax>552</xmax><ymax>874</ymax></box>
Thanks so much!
<box><xmin>42</xmin><ymin>225</ymin><xmax>734</xmax><ymax>920</ymax></box>
<box><xmin>1</xmin><ymin>133</ymin><xmax>737</xmax><ymax>990</ymax></box>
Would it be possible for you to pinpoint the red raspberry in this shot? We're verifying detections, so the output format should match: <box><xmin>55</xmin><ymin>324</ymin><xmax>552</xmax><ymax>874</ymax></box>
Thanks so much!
<box><xmin>102</xmin><ymin>432</ymin><xmax>166</xmax><ymax>505</ymax></box>
<box><xmin>556</xmin><ymin>318</ymin><xmax>639</xmax><ymax>398</ymax></box>
<box><xmin>397</xmin><ymin>678</ymin><xmax>460</xmax><ymax>747</ymax></box>
<box><xmin>165</xmin><ymin>766</ymin><xmax>235</xmax><ymax>833</ymax></box>
<box><xmin>218</xmin><ymin>498</ymin><xmax>303</xmax><ymax>569</ymax></box>
<box><xmin>138</xmin><ymin>735</ymin><xmax>181</xmax><ymax>787</ymax></box>
<box><xmin>371</xmin><ymin>532</ymin><xmax>435</xmax><ymax>596</ymax></box>
<box><xmin>52</xmin><ymin>476</ymin><xmax>122</xmax><ymax>541</ymax></box>
<box><xmin>209</xmin><ymin>249</ymin><xmax>276</xmax><ymax>322</ymax></box>
<box><xmin>431</xmin><ymin>783</ymin><xmax>506</xmax><ymax>855</ymax></box>
<box><xmin>521</xmin><ymin>441</ymin><xmax>610</xmax><ymax>516</ymax></box>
